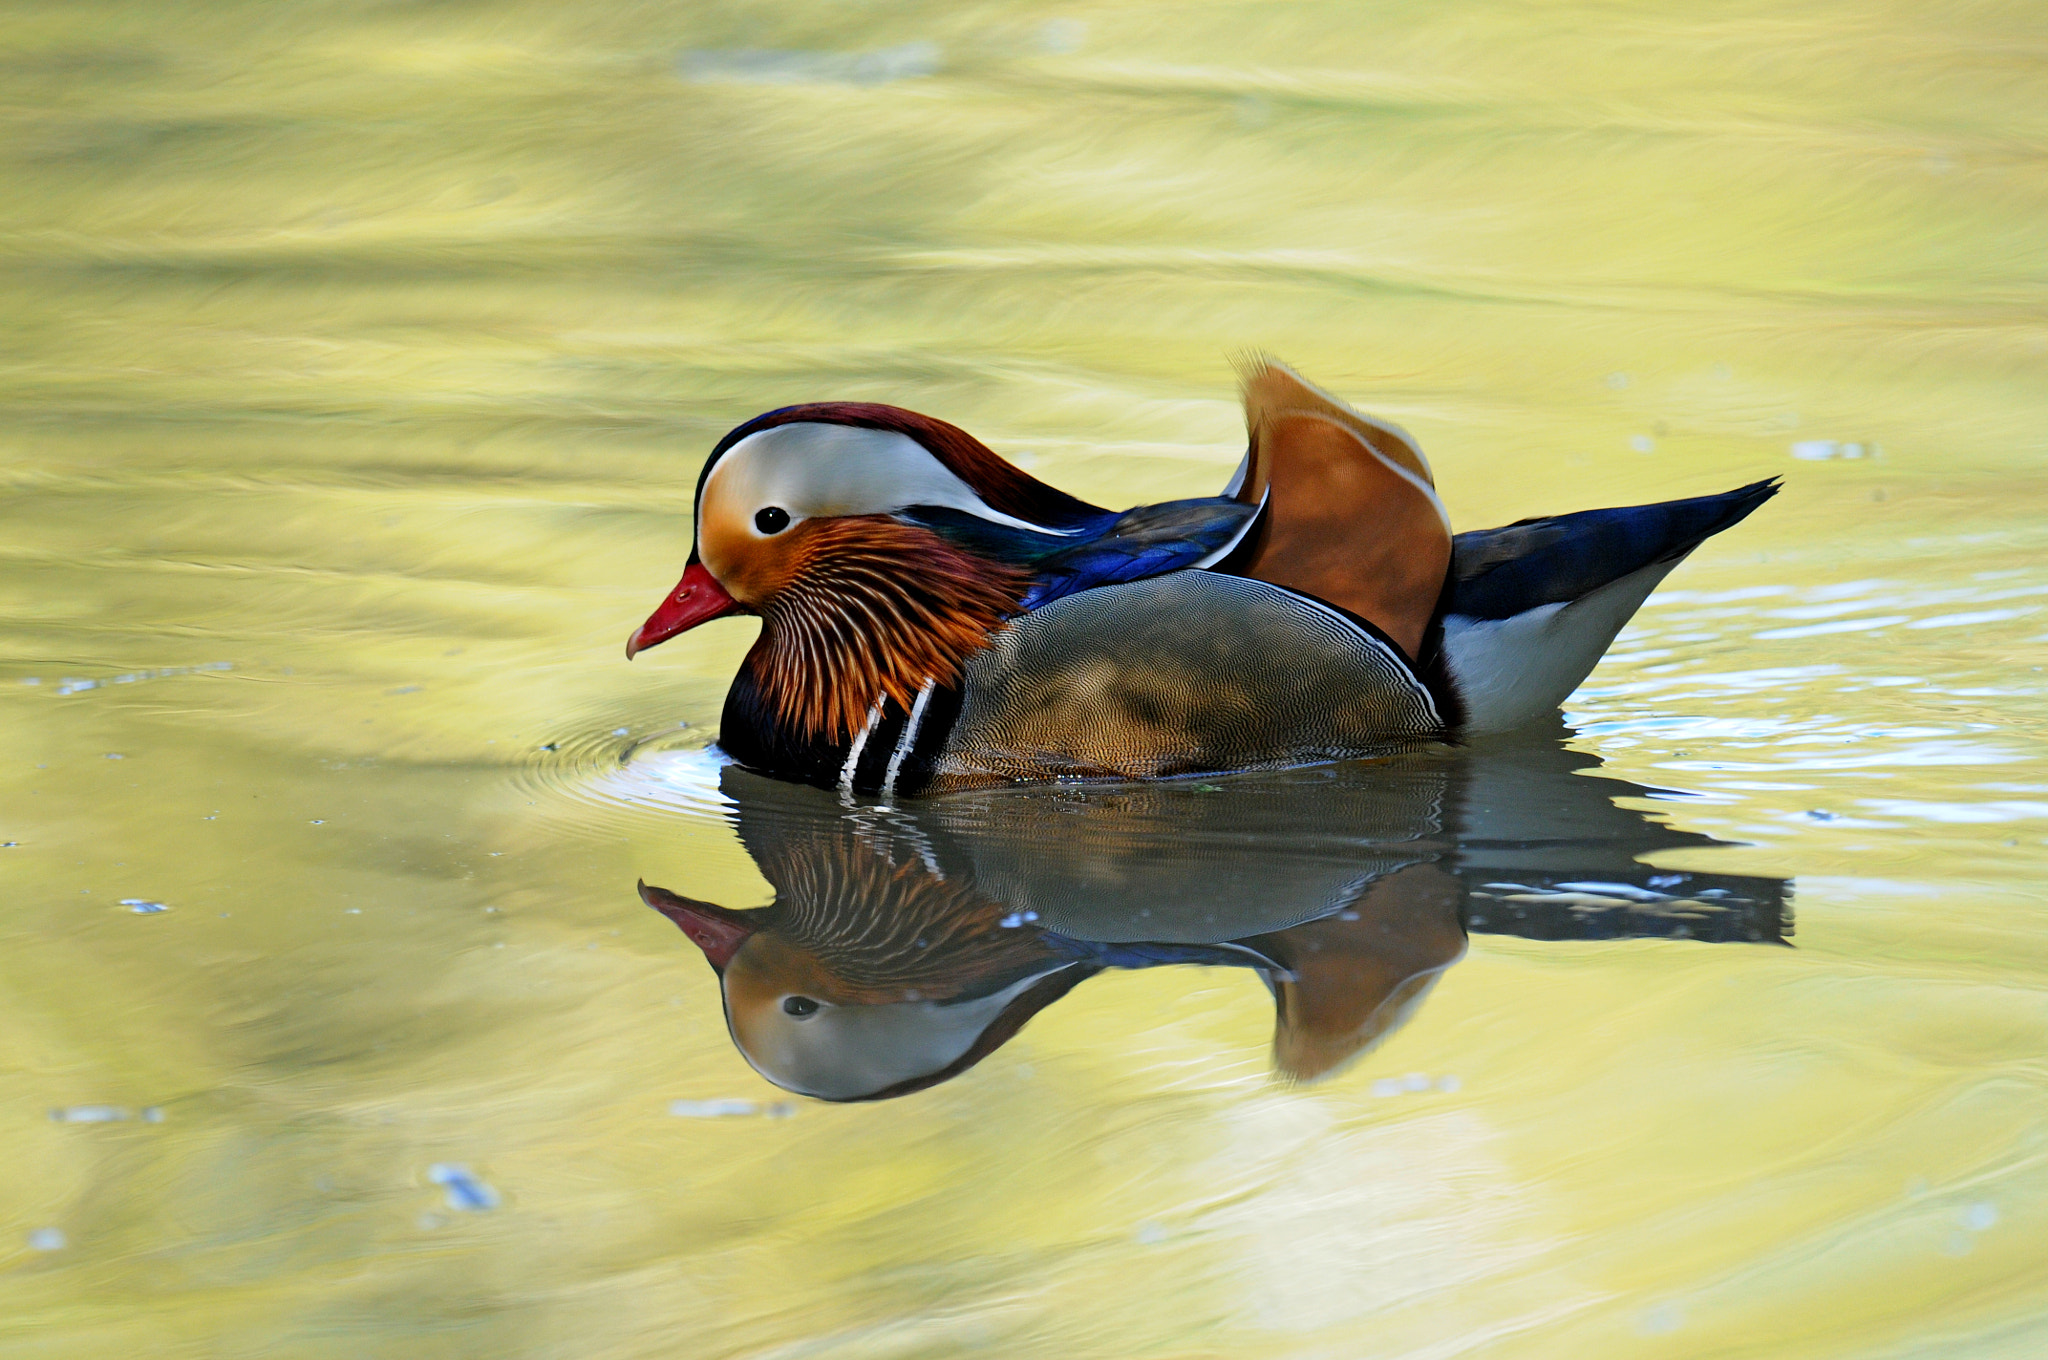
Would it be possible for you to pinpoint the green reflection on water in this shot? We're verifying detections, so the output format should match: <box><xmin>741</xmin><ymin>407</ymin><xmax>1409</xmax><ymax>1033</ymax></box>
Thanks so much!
<box><xmin>3</xmin><ymin>1</ymin><xmax>2046</xmax><ymax>1356</ymax></box>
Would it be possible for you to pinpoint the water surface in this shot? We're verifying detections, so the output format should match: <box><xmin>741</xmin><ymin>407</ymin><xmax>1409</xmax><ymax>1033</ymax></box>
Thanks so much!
<box><xmin>4</xmin><ymin>1</ymin><xmax>2046</xmax><ymax>1356</ymax></box>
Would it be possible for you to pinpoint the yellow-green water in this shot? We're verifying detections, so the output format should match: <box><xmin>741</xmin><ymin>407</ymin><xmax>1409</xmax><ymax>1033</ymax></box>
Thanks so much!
<box><xmin>4</xmin><ymin>1</ymin><xmax>2046</xmax><ymax>1355</ymax></box>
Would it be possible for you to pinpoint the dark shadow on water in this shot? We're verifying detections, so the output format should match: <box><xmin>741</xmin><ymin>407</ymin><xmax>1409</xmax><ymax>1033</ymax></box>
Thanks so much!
<box><xmin>639</xmin><ymin>720</ymin><xmax>1789</xmax><ymax>1101</ymax></box>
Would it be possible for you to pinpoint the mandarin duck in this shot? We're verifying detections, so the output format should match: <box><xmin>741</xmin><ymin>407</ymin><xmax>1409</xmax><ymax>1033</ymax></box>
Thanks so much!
<box><xmin>640</xmin><ymin>753</ymin><xmax>1788</xmax><ymax>1100</ymax></box>
<box><xmin>628</xmin><ymin>362</ymin><xmax>1777</xmax><ymax>797</ymax></box>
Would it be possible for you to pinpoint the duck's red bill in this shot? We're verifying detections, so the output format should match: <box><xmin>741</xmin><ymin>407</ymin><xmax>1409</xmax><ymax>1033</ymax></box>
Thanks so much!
<box><xmin>626</xmin><ymin>561</ymin><xmax>739</xmax><ymax>658</ymax></box>
<box><xmin>638</xmin><ymin>881</ymin><xmax>756</xmax><ymax>971</ymax></box>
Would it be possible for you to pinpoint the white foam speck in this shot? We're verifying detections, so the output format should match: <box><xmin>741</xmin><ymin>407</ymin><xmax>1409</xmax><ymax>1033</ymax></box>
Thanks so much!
<box><xmin>426</xmin><ymin>1163</ymin><xmax>499</xmax><ymax>1211</ymax></box>
<box><xmin>670</xmin><ymin>1098</ymin><xmax>762</xmax><ymax>1118</ymax></box>
<box><xmin>1791</xmin><ymin>440</ymin><xmax>1874</xmax><ymax>461</ymax></box>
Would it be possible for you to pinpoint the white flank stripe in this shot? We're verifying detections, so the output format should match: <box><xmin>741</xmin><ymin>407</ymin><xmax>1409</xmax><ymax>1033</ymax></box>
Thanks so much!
<box><xmin>1193</xmin><ymin>489</ymin><xmax>1268</xmax><ymax>569</ymax></box>
<box><xmin>838</xmin><ymin>697</ymin><xmax>886</xmax><ymax>792</ymax></box>
<box><xmin>883</xmin><ymin>677</ymin><xmax>938</xmax><ymax>797</ymax></box>
<box><xmin>1281</xmin><ymin>589</ymin><xmax>1442</xmax><ymax>728</ymax></box>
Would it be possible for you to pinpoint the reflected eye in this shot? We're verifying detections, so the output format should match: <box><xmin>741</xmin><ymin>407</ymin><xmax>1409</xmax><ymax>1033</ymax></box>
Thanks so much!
<box><xmin>782</xmin><ymin>995</ymin><xmax>820</xmax><ymax>1018</ymax></box>
<box><xmin>754</xmin><ymin>506</ymin><xmax>791</xmax><ymax>535</ymax></box>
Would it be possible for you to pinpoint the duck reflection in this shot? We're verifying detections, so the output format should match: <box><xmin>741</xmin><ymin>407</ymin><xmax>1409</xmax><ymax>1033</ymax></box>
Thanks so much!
<box><xmin>641</xmin><ymin>724</ymin><xmax>1788</xmax><ymax>1101</ymax></box>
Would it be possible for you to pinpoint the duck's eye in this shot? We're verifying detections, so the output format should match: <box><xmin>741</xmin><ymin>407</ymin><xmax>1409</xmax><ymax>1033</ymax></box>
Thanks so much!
<box><xmin>782</xmin><ymin>995</ymin><xmax>820</xmax><ymax>1018</ymax></box>
<box><xmin>754</xmin><ymin>506</ymin><xmax>791</xmax><ymax>536</ymax></box>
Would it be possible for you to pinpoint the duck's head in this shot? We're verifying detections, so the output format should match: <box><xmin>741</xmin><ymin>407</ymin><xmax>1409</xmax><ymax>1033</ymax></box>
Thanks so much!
<box><xmin>638</xmin><ymin>875</ymin><xmax>1087</xmax><ymax>1101</ymax></box>
<box><xmin>626</xmin><ymin>403</ymin><xmax>1114</xmax><ymax>741</ymax></box>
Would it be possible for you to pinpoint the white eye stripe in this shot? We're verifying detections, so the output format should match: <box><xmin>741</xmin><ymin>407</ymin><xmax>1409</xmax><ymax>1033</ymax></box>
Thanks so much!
<box><xmin>703</xmin><ymin>423</ymin><xmax>1079</xmax><ymax>535</ymax></box>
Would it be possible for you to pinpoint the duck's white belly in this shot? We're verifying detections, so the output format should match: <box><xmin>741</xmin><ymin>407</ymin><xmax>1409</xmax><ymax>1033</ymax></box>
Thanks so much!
<box><xmin>1444</xmin><ymin>558</ymin><xmax>1682</xmax><ymax>736</ymax></box>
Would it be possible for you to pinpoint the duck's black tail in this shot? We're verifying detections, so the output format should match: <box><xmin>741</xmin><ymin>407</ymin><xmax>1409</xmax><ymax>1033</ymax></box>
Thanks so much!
<box><xmin>1439</xmin><ymin>478</ymin><xmax>1779</xmax><ymax>734</ymax></box>
<box><xmin>1446</xmin><ymin>478</ymin><xmax>1779</xmax><ymax>622</ymax></box>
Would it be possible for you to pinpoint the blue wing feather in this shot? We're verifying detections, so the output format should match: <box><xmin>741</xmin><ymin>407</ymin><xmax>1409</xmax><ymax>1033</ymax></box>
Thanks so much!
<box><xmin>903</xmin><ymin>498</ymin><xmax>1258</xmax><ymax>612</ymax></box>
<box><xmin>1019</xmin><ymin>498</ymin><xmax>1259</xmax><ymax>609</ymax></box>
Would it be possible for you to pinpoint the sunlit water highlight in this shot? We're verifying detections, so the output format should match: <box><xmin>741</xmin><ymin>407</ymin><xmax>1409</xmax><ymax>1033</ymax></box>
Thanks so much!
<box><xmin>3</xmin><ymin>1</ymin><xmax>2046</xmax><ymax>1356</ymax></box>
